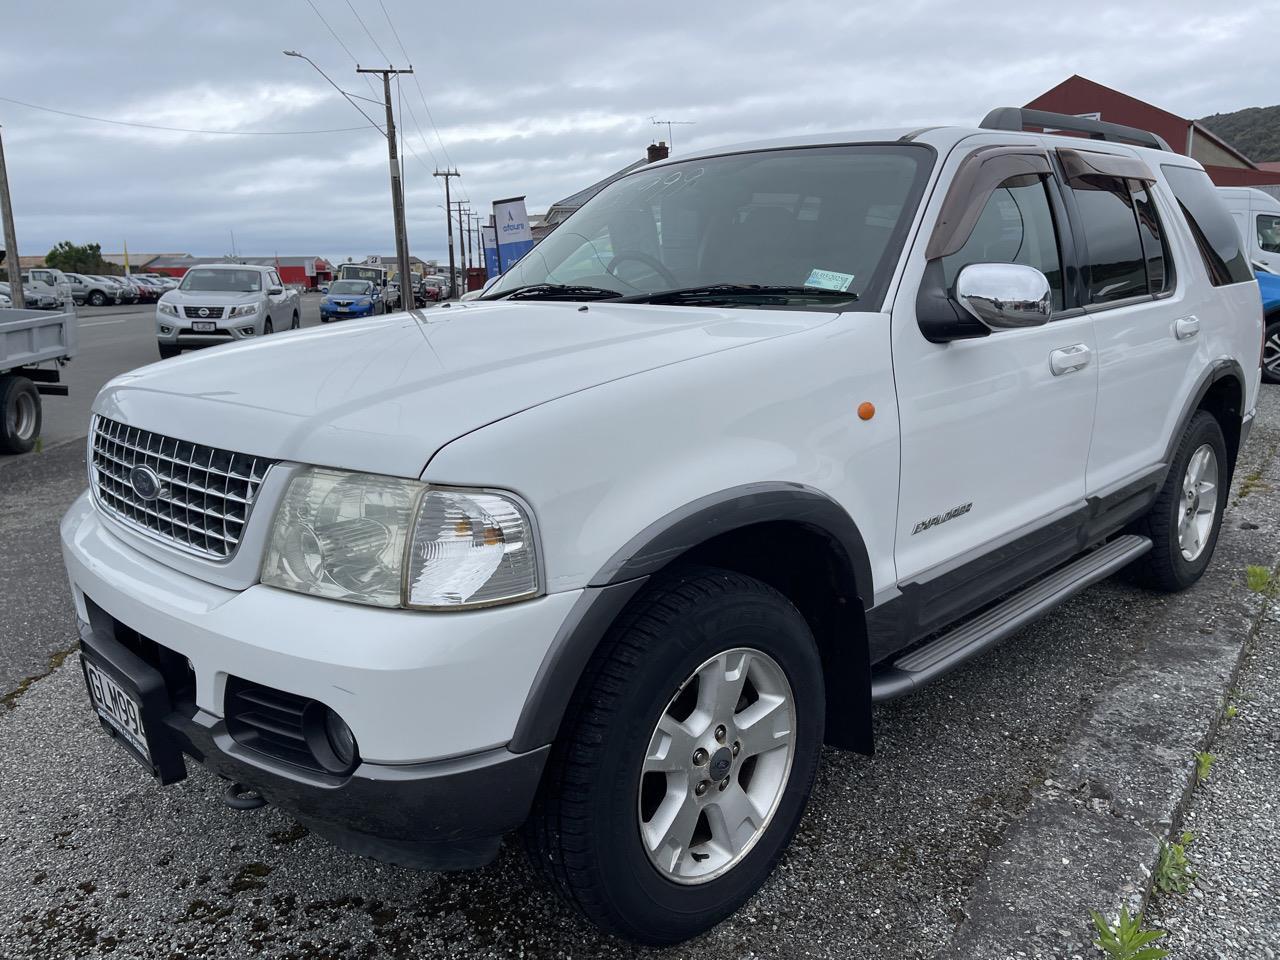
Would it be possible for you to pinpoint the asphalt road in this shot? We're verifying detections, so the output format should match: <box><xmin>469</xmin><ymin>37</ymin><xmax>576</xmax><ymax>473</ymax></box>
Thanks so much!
<box><xmin>28</xmin><ymin>297</ymin><xmax>329</xmax><ymax>450</ymax></box>
<box><xmin>0</xmin><ymin>370</ymin><xmax>1276</xmax><ymax>957</ymax></box>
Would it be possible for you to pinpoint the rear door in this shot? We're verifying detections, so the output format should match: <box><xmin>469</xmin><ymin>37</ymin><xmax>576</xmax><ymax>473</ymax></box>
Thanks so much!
<box><xmin>1083</xmin><ymin>159</ymin><xmax>1256</xmax><ymax>493</ymax></box>
<box><xmin>1252</xmin><ymin>202</ymin><xmax>1280</xmax><ymax>274</ymax></box>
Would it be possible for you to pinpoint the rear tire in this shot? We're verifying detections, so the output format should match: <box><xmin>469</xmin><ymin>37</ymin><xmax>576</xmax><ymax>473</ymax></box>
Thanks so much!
<box><xmin>1129</xmin><ymin>411</ymin><xmax>1228</xmax><ymax>591</ymax></box>
<box><xmin>522</xmin><ymin>567</ymin><xmax>824</xmax><ymax>945</ymax></box>
<box><xmin>0</xmin><ymin>375</ymin><xmax>41</xmax><ymax>454</ymax></box>
<box><xmin>1263</xmin><ymin>317</ymin><xmax>1280</xmax><ymax>385</ymax></box>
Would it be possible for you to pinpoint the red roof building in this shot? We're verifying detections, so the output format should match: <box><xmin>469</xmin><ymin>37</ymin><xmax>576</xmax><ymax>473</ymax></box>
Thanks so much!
<box><xmin>1025</xmin><ymin>76</ymin><xmax>1279</xmax><ymax>188</ymax></box>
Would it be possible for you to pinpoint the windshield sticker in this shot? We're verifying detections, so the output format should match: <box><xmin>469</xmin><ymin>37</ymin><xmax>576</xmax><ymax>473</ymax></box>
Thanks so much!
<box><xmin>805</xmin><ymin>268</ymin><xmax>856</xmax><ymax>292</ymax></box>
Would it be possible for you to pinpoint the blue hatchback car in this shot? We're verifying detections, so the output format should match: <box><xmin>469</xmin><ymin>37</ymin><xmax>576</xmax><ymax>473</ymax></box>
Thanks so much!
<box><xmin>1258</xmin><ymin>269</ymin><xmax>1280</xmax><ymax>384</ymax></box>
<box><xmin>319</xmin><ymin>280</ymin><xmax>383</xmax><ymax>322</ymax></box>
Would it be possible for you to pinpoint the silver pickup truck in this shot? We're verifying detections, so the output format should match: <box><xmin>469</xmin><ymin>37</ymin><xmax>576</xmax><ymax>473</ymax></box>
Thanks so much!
<box><xmin>0</xmin><ymin>306</ymin><xmax>77</xmax><ymax>453</ymax></box>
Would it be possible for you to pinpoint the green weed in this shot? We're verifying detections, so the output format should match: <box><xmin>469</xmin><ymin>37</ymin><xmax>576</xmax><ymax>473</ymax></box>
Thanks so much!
<box><xmin>1090</xmin><ymin>907</ymin><xmax>1168</xmax><ymax>960</ymax></box>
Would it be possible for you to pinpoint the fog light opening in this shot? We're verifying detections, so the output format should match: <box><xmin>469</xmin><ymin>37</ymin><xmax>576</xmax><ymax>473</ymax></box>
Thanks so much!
<box><xmin>324</xmin><ymin>708</ymin><xmax>357</xmax><ymax>768</ymax></box>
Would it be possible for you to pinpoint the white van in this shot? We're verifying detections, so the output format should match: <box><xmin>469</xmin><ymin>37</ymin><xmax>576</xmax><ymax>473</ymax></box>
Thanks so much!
<box><xmin>1216</xmin><ymin>186</ymin><xmax>1280</xmax><ymax>273</ymax></box>
<box><xmin>21</xmin><ymin>267</ymin><xmax>73</xmax><ymax>305</ymax></box>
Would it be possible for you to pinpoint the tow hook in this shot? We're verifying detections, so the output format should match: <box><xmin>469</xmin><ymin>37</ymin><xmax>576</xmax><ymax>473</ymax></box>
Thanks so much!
<box><xmin>223</xmin><ymin>782</ymin><xmax>267</xmax><ymax>810</ymax></box>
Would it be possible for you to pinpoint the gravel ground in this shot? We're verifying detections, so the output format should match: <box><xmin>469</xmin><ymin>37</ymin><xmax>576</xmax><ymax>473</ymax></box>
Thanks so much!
<box><xmin>1147</xmin><ymin>611</ymin><xmax>1280</xmax><ymax>957</ymax></box>
<box><xmin>0</xmin><ymin>387</ymin><xmax>1276</xmax><ymax>959</ymax></box>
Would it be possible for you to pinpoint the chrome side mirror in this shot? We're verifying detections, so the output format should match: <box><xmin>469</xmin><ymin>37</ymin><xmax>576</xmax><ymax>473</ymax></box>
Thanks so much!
<box><xmin>955</xmin><ymin>262</ymin><xmax>1052</xmax><ymax>330</ymax></box>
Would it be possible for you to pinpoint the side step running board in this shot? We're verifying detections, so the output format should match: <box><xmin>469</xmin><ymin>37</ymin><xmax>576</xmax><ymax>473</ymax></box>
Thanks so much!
<box><xmin>870</xmin><ymin>535</ymin><xmax>1151</xmax><ymax>702</ymax></box>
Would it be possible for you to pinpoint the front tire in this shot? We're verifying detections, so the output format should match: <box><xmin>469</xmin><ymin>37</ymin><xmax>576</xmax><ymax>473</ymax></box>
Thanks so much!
<box><xmin>1130</xmin><ymin>411</ymin><xmax>1228</xmax><ymax>591</ymax></box>
<box><xmin>523</xmin><ymin>567</ymin><xmax>824</xmax><ymax>945</ymax></box>
<box><xmin>1263</xmin><ymin>317</ymin><xmax>1280</xmax><ymax>385</ymax></box>
<box><xmin>0</xmin><ymin>375</ymin><xmax>41</xmax><ymax>454</ymax></box>
<box><xmin>158</xmin><ymin>344</ymin><xmax>180</xmax><ymax>360</ymax></box>
<box><xmin>291</xmin><ymin>311</ymin><xmax>300</xmax><ymax>330</ymax></box>
<box><xmin>88</xmin><ymin>291</ymin><xmax>106</xmax><ymax>307</ymax></box>
<box><xmin>263</xmin><ymin>318</ymin><xmax>274</xmax><ymax>335</ymax></box>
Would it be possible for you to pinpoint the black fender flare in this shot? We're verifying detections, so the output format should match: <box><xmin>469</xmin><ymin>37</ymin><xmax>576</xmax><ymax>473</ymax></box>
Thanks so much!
<box><xmin>508</xmin><ymin>482</ymin><xmax>874</xmax><ymax>753</ymax></box>
<box><xmin>1163</xmin><ymin>358</ymin><xmax>1246</xmax><ymax>477</ymax></box>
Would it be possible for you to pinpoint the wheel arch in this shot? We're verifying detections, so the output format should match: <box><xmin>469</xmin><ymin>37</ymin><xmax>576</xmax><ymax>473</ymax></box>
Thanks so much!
<box><xmin>1173</xmin><ymin>359</ymin><xmax>1246</xmax><ymax>484</ymax></box>
<box><xmin>509</xmin><ymin>483</ymin><xmax>876</xmax><ymax>756</ymax></box>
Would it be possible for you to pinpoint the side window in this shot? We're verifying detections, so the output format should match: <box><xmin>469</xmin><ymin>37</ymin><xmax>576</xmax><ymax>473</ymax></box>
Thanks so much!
<box><xmin>270</xmin><ymin>271</ymin><xmax>283</xmax><ymax>288</ymax></box>
<box><xmin>1258</xmin><ymin>214</ymin><xmax>1280</xmax><ymax>254</ymax></box>
<box><xmin>942</xmin><ymin>177</ymin><xmax>1065</xmax><ymax>312</ymax></box>
<box><xmin>1133</xmin><ymin>183</ymin><xmax>1174</xmax><ymax>295</ymax></box>
<box><xmin>1068</xmin><ymin>175</ymin><xmax>1147</xmax><ymax>304</ymax></box>
<box><xmin>1160</xmin><ymin>165</ymin><xmax>1253</xmax><ymax>285</ymax></box>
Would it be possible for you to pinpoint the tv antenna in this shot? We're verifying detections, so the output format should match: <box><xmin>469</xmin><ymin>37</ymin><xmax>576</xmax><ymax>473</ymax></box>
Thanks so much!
<box><xmin>648</xmin><ymin>116</ymin><xmax>695</xmax><ymax>151</ymax></box>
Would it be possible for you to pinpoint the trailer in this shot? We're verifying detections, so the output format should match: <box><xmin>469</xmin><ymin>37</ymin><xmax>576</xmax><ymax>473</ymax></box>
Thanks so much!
<box><xmin>0</xmin><ymin>306</ymin><xmax>77</xmax><ymax>454</ymax></box>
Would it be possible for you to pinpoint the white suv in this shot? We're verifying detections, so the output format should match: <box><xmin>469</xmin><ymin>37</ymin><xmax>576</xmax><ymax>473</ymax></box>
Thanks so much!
<box><xmin>155</xmin><ymin>263</ymin><xmax>301</xmax><ymax>358</ymax></box>
<box><xmin>62</xmin><ymin>108</ymin><xmax>1262</xmax><ymax>944</ymax></box>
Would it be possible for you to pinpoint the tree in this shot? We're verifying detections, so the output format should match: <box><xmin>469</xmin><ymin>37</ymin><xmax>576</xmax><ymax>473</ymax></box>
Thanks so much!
<box><xmin>45</xmin><ymin>241</ymin><xmax>105</xmax><ymax>274</ymax></box>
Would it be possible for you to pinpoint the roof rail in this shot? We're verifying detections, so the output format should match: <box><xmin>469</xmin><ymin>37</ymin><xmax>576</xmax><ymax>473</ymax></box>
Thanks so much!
<box><xmin>979</xmin><ymin>107</ymin><xmax>1172</xmax><ymax>152</ymax></box>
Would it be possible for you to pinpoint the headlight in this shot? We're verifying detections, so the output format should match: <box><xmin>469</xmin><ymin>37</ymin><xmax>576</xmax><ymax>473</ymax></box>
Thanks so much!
<box><xmin>158</xmin><ymin>302</ymin><xmax>178</xmax><ymax>317</ymax></box>
<box><xmin>261</xmin><ymin>468</ymin><xmax>539</xmax><ymax>610</ymax></box>
<box><xmin>230</xmin><ymin>303</ymin><xmax>258</xmax><ymax>318</ymax></box>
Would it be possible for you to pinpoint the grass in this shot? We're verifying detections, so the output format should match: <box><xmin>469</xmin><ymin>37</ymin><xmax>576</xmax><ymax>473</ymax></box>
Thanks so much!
<box><xmin>1245</xmin><ymin>565</ymin><xmax>1274</xmax><ymax>594</ymax></box>
<box><xmin>1090</xmin><ymin>907</ymin><xmax>1169</xmax><ymax>960</ymax></box>
<box><xmin>1195</xmin><ymin>751</ymin><xmax>1216</xmax><ymax>783</ymax></box>
<box><xmin>1154</xmin><ymin>832</ymin><xmax>1196</xmax><ymax>895</ymax></box>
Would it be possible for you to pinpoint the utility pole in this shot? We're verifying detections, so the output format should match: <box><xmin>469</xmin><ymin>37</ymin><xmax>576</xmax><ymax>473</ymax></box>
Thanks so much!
<box><xmin>453</xmin><ymin>201</ymin><xmax>469</xmax><ymax>274</ymax></box>
<box><xmin>0</xmin><ymin>126</ymin><xmax>24</xmax><ymax>309</ymax></box>
<box><xmin>459</xmin><ymin>203</ymin><xmax>473</xmax><ymax>272</ymax></box>
<box><xmin>468</xmin><ymin>213</ymin><xmax>482</xmax><ymax>274</ymax></box>
<box><xmin>434</xmin><ymin>168</ymin><xmax>460</xmax><ymax>297</ymax></box>
<box><xmin>357</xmin><ymin>65</ymin><xmax>415</xmax><ymax>300</ymax></box>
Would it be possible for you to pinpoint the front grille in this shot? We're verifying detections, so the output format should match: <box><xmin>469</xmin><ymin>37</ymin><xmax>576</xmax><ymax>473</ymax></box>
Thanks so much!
<box><xmin>334</xmin><ymin>299</ymin><xmax>353</xmax><ymax>306</ymax></box>
<box><xmin>183</xmin><ymin>305</ymin><xmax>225</xmax><ymax>319</ymax></box>
<box><xmin>225</xmin><ymin>677</ymin><xmax>323</xmax><ymax>773</ymax></box>
<box><xmin>91</xmin><ymin>416</ymin><xmax>275</xmax><ymax>560</ymax></box>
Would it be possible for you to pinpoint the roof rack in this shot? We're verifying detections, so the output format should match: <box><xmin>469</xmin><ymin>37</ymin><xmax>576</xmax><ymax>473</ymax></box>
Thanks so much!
<box><xmin>979</xmin><ymin>107</ymin><xmax>1172</xmax><ymax>152</ymax></box>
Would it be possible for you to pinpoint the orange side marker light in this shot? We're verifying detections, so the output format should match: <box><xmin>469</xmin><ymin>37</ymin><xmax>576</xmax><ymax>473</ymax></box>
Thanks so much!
<box><xmin>857</xmin><ymin>401</ymin><xmax>876</xmax><ymax>421</ymax></box>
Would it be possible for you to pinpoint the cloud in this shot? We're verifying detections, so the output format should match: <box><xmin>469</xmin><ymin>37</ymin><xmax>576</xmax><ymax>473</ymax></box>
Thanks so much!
<box><xmin>0</xmin><ymin>0</ymin><xmax>1274</xmax><ymax>265</ymax></box>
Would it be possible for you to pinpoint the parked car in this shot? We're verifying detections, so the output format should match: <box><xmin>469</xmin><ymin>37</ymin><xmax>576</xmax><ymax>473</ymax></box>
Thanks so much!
<box><xmin>92</xmin><ymin>275</ymin><xmax>138</xmax><ymax>304</ymax></box>
<box><xmin>61</xmin><ymin>109</ymin><xmax>1262</xmax><ymax>945</ymax></box>
<box><xmin>383</xmin><ymin>281</ymin><xmax>402</xmax><ymax>311</ymax></box>
<box><xmin>319</xmin><ymin>279</ymin><xmax>383</xmax><ymax>322</ymax></box>
<box><xmin>1</xmin><ymin>280</ymin><xmax>58</xmax><ymax>310</ymax></box>
<box><xmin>132</xmin><ymin>277</ymin><xmax>167</xmax><ymax>300</ymax></box>
<box><xmin>419</xmin><ymin>279</ymin><xmax>443</xmax><ymax>302</ymax></box>
<box><xmin>155</xmin><ymin>263</ymin><xmax>301</xmax><ymax>359</ymax></box>
<box><xmin>64</xmin><ymin>273</ymin><xmax>122</xmax><ymax>307</ymax></box>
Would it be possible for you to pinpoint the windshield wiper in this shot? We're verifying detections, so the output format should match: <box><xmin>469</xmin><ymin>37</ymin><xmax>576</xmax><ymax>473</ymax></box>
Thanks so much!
<box><xmin>615</xmin><ymin>284</ymin><xmax>859</xmax><ymax>306</ymax></box>
<box><xmin>493</xmin><ymin>283</ymin><xmax>624</xmax><ymax>301</ymax></box>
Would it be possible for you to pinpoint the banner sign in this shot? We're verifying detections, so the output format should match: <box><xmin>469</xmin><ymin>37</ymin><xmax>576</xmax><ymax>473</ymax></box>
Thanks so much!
<box><xmin>481</xmin><ymin>225</ymin><xmax>499</xmax><ymax>278</ymax></box>
<box><xmin>492</xmin><ymin>196</ymin><xmax>535</xmax><ymax>273</ymax></box>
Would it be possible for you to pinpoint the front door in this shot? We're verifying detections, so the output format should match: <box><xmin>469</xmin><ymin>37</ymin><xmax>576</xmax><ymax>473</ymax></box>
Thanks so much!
<box><xmin>891</xmin><ymin>141</ymin><xmax>1098</xmax><ymax>593</ymax></box>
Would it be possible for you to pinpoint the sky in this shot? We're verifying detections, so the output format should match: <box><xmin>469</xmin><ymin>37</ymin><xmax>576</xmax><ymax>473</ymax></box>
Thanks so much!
<box><xmin>1</xmin><ymin>0</ymin><xmax>1278</xmax><ymax>267</ymax></box>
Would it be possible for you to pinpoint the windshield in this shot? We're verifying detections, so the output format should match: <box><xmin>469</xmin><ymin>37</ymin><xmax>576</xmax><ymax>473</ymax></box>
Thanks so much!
<box><xmin>487</xmin><ymin>144</ymin><xmax>932</xmax><ymax>308</ymax></box>
<box><xmin>179</xmin><ymin>268</ymin><xmax>262</xmax><ymax>293</ymax></box>
<box><xmin>328</xmin><ymin>280</ymin><xmax>372</xmax><ymax>295</ymax></box>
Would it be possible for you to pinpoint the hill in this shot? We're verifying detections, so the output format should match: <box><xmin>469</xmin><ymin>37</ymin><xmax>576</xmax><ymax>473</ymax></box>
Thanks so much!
<box><xmin>1197</xmin><ymin>105</ymin><xmax>1280</xmax><ymax>163</ymax></box>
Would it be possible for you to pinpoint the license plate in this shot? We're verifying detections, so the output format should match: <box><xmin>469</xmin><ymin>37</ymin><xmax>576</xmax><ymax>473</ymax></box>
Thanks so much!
<box><xmin>337</xmin><ymin>306</ymin><xmax>349</xmax><ymax>312</ymax></box>
<box><xmin>191</xmin><ymin>321</ymin><xmax>216</xmax><ymax>332</ymax></box>
<box><xmin>84</xmin><ymin>657</ymin><xmax>151</xmax><ymax>762</ymax></box>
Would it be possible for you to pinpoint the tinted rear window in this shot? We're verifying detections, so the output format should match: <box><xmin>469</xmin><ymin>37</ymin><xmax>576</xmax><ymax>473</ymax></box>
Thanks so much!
<box><xmin>1161</xmin><ymin>165</ymin><xmax>1253</xmax><ymax>285</ymax></box>
<box><xmin>1069</xmin><ymin>175</ymin><xmax>1148</xmax><ymax>303</ymax></box>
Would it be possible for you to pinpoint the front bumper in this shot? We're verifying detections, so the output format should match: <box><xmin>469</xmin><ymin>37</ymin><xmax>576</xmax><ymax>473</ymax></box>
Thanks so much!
<box><xmin>61</xmin><ymin>492</ymin><xmax>579</xmax><ymax>867</ymax></box>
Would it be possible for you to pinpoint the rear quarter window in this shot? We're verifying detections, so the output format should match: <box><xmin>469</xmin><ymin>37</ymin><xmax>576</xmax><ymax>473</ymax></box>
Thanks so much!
<box><xmin>1160</xmin><ymin>165</ymin><xmax>1253</xmax><ymax>285</ymax></box>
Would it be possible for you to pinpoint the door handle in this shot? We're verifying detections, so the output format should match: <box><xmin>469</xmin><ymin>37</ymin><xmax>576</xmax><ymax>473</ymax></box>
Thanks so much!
<box><xmin>1049</xmin><ymin>343</ymin><xmax>1091</xmax><ymax>376</ymax></box>
<box><xmin>1175</xmin><ymin>316</ymin><xmax>1200</xmax><ymax>340</ymax></box>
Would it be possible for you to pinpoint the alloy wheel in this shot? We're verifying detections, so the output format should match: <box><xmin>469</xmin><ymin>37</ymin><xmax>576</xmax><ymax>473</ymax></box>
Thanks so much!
<box><xmin>1177</xmin><ymin>443</ymin><xmax>1218</xmax><ymax>562</ymax></box>
<box><xmin>1264</xmin><ymin>329</ymin><xmax>1280</xmax><ymax>377</ymax></box>
<box><xmin>638</xmin><ymin>647</ymin><xmax>795</xmax><ymax>884</ymax></box>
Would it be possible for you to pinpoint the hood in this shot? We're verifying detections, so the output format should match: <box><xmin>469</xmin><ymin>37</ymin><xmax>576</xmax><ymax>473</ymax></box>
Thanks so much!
<box><xmin>162</xmin><ymin>289</ymin><xmax>263</xmax><ymax>305</ymax></box>
<box><xmin>95</xmin><ymin>301</ymin><xmax>835</xmax><ymax>478</ymax></box>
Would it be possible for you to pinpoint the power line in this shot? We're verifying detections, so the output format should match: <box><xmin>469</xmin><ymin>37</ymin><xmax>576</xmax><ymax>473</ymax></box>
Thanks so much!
<box><xmin>283</xmin><ymin>51</ymin><xmax>385</xmax><ymax>133</ymax></box>
<box><xmin>376</xmin><ymin>0</ymin><xmax>466</xmax><ymax>200</ymax></box>
<box><xmin>0</xmin><ymin>93</ymin><xmax>371</xmax><ymax>136</ymax></box>
<box><xmin>301</xmin><ymin>0</ymin><xmax>382</xmax><ymax>102</ymax></box>
<box><xmin>345</xmin><ymin>0</ymin><xmax>393</xmax><ymax>64</ymax></box>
